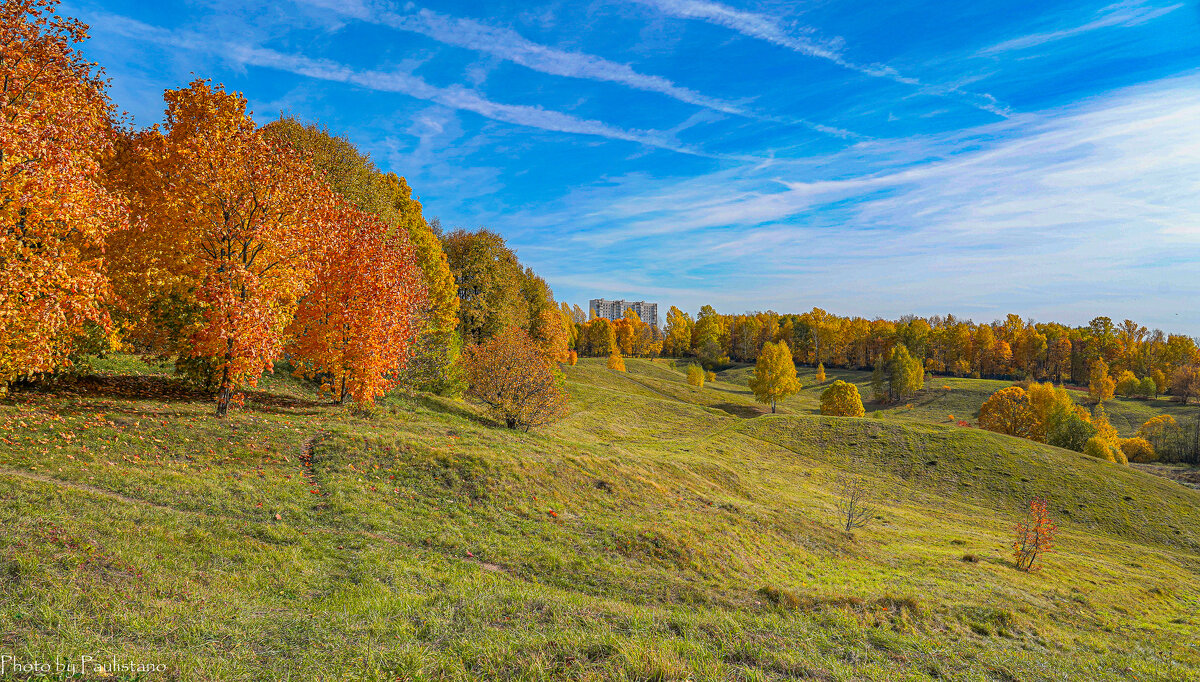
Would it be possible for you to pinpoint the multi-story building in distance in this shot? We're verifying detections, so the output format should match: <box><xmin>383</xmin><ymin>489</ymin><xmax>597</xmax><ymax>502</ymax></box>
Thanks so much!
<box><xmin>589</xmin><ymin>299</ymin><xmax>659</xmax><ymax>327</ymax></box>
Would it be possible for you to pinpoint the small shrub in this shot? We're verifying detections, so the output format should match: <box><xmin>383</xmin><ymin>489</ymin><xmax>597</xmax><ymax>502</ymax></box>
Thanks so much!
<box><xmin>1137</xmin><ymin>376</ymin><xmax>1157</xmax><ymax>398</ymax></box>
<box><xmin>567</xmin><ymin>350</ymin><xmax>578</xmax><ymax>366</ymax></box>
<box><xmin>1114</xmin><ymin>370</ymin><xmax>1140</xmax><ymax>397</ymax></box>
<box><xmin>704</xmin><ymin>370</ymin><xmax>716</xmax><ymax>383</ymax></box>
<box><xmin>1084</xmin><ymin>436</ymin><xmax>1125</xmax><ymax>464</ymax></box>
<box><xmin>686</xmin><ymin>364</ymin><xmax>704</xmax><ymax>387</ymax></box>
<box><xmin>607</xmin><ymin>354</ymin><xmax>626</xmax><ymax>372</ymax></box>
<box><xmin>815</xmin><ymin>362</ymin><xmax>826</xmax><ymax>382</ymax></box>
<box><xmin>462</xmin><ymin>326</ymin><xmax>568</xmax><ymax>431</ymax></box>
<box><xmin>835</xmin><ymin>474</ymin><xmax>874</xmax><ymax>532</ymax></box>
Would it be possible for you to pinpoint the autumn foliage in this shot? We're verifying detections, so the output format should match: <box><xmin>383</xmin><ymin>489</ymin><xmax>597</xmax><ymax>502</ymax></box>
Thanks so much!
<box><xmin>462</xmin><ymin>326</ymin><xmax>568</xmax><ymax>431</ymax></box>
<box><xmin>287</xmin><ymin>204</ymin><xmax>424</xmax><ymax>406</ymax></box>
<box><xmin>1012</xmin><ymin>497</ymin><xmax>1056</xmax><ymax>572</ymax></box>
<box><xmin>0</xmin><ymin>0</ymin><xmax>127</xmax><ymax>388</ymax></box>
<box><xmin>978</xmin><ymin>386</ymin><xmax>1036</xmax><ymax>439</ymax></box>
<box><xmin>109</xmin><ymin>81</ymin><xmax>340</xmax><ymax>414</ymax></box>
<box><xmin>748</xmin><ymin>340</ymin><xmax>801</xmax><ymax>413</ymax></box>
<box><xmin>820</xmin><ymin>380</ymin><xmax>865</xmax><ymax>417</ymax></box>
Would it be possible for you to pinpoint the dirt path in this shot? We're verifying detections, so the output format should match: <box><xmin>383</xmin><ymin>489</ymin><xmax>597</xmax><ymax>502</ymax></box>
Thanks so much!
<box><xmin>299</xmin><ymin>431</ymin><xmax>329</xmax><ymax>498</ymax></box>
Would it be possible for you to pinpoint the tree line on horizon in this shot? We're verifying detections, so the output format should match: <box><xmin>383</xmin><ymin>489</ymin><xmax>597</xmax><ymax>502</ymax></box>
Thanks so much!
<box><xmin>652</xmin><ymin>306</ymin><xmax>1199</xmax><ymax>396</ymax></box>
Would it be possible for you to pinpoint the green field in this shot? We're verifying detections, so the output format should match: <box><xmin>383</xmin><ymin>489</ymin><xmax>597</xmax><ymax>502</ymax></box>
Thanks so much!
<box><xmin>1</xmin><ymin>356</ymin><xmax>1199</xmax><ymax>680</ymax></box>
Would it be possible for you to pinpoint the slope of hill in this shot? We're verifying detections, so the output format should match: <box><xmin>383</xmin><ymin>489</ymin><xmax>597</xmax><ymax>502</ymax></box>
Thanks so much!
<box><xmin>1</xmin><ymin>356</ymin><xmax>1198</xmax><ymax>680</ymax></box>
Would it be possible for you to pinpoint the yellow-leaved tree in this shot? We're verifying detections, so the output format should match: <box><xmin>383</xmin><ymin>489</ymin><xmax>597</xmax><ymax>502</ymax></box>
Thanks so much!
<box><xmin>1025</xmin><ymin>381</ymin><xmax>1074</xmax><ymax>443</ymax></box>
<box><xmin>820</xmin><ymin>380</ymin><xmax>865</xmax><ymax>417</ymax></box>
<box><xmin>607</xmin><ymin>353</ymin><xmax>626</xmax><ymax>372</ymax></box>
<box><xmin>1088</xmin><ymin>359</ymin><xmax>1115</xmax><ymax>403</ymax></box>
<box><xmin>748</xmin><ymin>341</ymin><xmax>801</xmax><ymax>413</ymax></box>
<box><xmin>1084</xmin><ymin>404</ymin><xmax>1126</xmax><ymax>464</ymax></box>
<box><xmin>532</xmin><ymin>308</ymin><xmax>570</xmax><ymax>363</ymax></box>
<box><xmin>978</xmin><ymin>386</ymin><xmax>1035</xmax><ymax>439</ymax></box>
<box><xmin>1114</xmin><ymin>370</ymin><xmax>1140</xmax><ymax>397</ymax></box>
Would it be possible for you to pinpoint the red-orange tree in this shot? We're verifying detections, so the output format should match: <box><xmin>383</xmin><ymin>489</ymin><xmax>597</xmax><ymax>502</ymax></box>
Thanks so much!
<box><xmin>287</xmin><ymin>203</ymin><xmax>424</xmax><ymax>406</ymax></box>
<box><xmin>0</xmin><ymin>0</ymin><xmax>127</xmax><ymax>388</ymax></box>
<box><xmin>1012</xmin><ymin>497</ymin><xmax>1057</xmax><ymax>571</ymax></box>
<box><xmin>109</xmin><ymin>80</ymin><xmax>330</xmax><ymax>415</ymax></box>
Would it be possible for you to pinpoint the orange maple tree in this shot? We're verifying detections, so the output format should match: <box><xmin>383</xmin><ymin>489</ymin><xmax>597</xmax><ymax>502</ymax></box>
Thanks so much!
<box><xmin>287</xmin><ymin>202</ymin><xmax>425</xmax><ymax>406</ymax></box>
<box><xmin>0</xmin><ymin>0</ymin><xmax>127</xmax><ymax>388</ymax></box>
<box><xmin>109</xmin><ymin>80</ymin><xmax>331</xmax><ymax>415</ymax></box>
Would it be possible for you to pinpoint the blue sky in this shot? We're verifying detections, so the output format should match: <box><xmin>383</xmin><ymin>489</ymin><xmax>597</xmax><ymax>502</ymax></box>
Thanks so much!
<box><xmin>68</xmin><ymin>0</ymin><xmax>1200</xmax><ymax>332</ymax></box>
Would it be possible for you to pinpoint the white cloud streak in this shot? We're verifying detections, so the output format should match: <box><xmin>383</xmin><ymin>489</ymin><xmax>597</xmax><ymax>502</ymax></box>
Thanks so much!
<box><xmin>96</xmin><ymin>12</ymin><xmax>714</xmax><ymax>156</ymax></box>
<box><xmin>511</xmin><ymin>76</ymin><xmax>1200</xmax><ymax>330</ymax></box>
<box><xmin>983</xmin><ymin>0</ymin><xmax>1184</xmax><ymax>54</ymax></box>
<box><xmin>292</xmin><ymin>0</ymin><xmax>859</xmax><ymax>138</ymax></box>
<box><xmin>629</xmin><ymin>0</ymin><xmax>1013</xmax><ymax>118</ymax></box>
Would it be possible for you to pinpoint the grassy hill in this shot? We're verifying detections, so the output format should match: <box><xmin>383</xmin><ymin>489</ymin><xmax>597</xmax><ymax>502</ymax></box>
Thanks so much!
<box><xmin>1</xmin><ymin>356</ymin><xmax>1198</xmax><ymax>680</ymax></box>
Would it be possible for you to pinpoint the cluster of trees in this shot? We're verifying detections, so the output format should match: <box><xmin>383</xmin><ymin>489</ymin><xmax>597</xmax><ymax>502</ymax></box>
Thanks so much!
<box><xmin>660</xmin><ymin>307</ymin><xmax>1200</xmax><ymax>400</ymax></box>
<box><xmin>571</xmin><ymin>309</ymin><xmax>660</xmax><ymax>359</ymax></box>
<box><xmin>976</xmin><ymin>380</ymin><xmax>1200</xmax><ymax>464</ymax></box>
<box><xmin>0</xmin><ymin>1</ymin><xmax>575</xmax><ymax>427</ymax></box>
<box><xmin>0</xmin><ymin>1</ymin><xmax>445</xmax><ymax>412</ymax></box>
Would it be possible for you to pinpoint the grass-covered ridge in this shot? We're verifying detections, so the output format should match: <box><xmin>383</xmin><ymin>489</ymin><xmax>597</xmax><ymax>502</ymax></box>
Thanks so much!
<box><xmin>1</xmin><ymin>355</ymin><xmax>1199</xmax><ymax>680</ymax></box>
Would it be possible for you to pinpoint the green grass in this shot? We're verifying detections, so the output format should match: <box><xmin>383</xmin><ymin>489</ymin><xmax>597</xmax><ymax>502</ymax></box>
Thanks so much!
<box><xmin>0</xmin><ymin>355</ymin><xmax>1198</xmax><ymax>680</ymax></box>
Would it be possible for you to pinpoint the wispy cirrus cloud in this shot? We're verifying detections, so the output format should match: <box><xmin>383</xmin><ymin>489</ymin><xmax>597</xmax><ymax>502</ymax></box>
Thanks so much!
<box><xmin>291</xmin><ymin>0</ymin><xmax>859</xmax><ymax>138</ymax></box>
<box><xmin>628</xmin><ymin>0</ymin><xmax>1012</xmax><ymax>118</ymax></box>
<box><xmin>982</xmin><ymin>0</ymin><xmax>1184</xmax><ymax>54</ymax></box>
<box><xmin>511</xmin><ymin>75</ymin><xmax>1200</xmax><ymax>328</ymax></box>
<box><xmin>93</xmin><ymin>11</ymin><xmax>717</xmax><ymax>157</ymax></box>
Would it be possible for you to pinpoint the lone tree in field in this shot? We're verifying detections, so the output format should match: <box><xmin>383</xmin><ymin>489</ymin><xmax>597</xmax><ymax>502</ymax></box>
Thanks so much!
<box><xmin>463</xmin><ymin>326</ymin><xmax>568</xmax><ymax>431</ymax></box>
<box><xmin>978</xmin><ymin>386</ymin><xmax>1036</xmax><ymax>439</ymax></box>
<box><xmin>835</xmin><ymin>475</ymin><xmax>875</xmax><ymax>532</ymax></box>
<box><xmin>820</xmin><ymin>380</ymin><xmax>865</xmax><ymax>417</ymax></box>
<box><xmin>748</xmin><ymin>340</ymin><xmax>801</xmax><ymax>413</ymax></box>
<box><xmin>686</xmin><ymin>363</ymin><xmax>705</xmax><ymax>387</ymax></box>
<box><xmin>1012</xmin><ymin>497</ymin><xmax>1057</xmax><ymax>571</ymax></box>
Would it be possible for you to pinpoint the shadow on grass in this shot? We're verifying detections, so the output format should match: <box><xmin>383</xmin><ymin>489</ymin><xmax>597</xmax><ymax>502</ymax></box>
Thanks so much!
<box><xmin>712</xmin><ymin>402</ymin><xmax>768</xmax><ymax>419</ymax></box>
<box><xmin>405</xmin><ymin>394</ymin><xmax>498</xmax><ymax>428</ymax></box>
<box><xmin>21</xmin><ymin>375</ymin><xmax>209</xmax><ymax>402</ymax></box>
<box><xmin>243</xmin><ymin>391</ymin><xmax>325</xmax><ymax>410</ymax></box>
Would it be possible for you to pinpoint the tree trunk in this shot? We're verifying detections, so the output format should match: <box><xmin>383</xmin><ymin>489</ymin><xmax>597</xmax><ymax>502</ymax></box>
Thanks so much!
<box><xmin>216</xmin><ymin>365</ymin><xmax>231</xmax><ymax>417</ymax></box>
<box><xmin>217</xmin><ymin>336</ymin><xmax>234</xmax><ymax>417</ymax></box>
